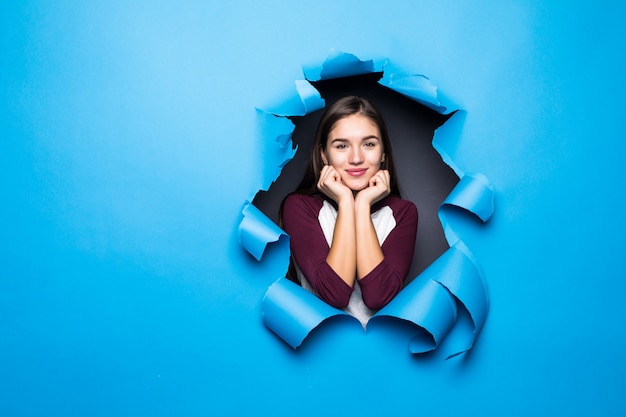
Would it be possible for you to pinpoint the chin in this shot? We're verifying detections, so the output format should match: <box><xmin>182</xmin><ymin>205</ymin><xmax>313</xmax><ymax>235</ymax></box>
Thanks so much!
<box><xmin>345</xmin><ymin>181</ymin><xmax>369</xmax><ymax>192</ymax></box>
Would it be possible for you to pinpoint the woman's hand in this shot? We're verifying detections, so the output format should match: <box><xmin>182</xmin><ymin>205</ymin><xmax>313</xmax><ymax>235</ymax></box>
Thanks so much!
<box><xmin>317</xmin><ymin>165</ymin><xmax>353</xmax><ymax>204</ymax></box>
<box><xmin>355</xmin><ymin>169</ymin><xmax>390</xmax><ymax>207</ymax></box>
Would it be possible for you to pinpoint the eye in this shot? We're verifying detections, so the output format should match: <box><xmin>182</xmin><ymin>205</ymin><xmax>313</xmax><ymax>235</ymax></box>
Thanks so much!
<box><xmin>364</xmin><ymin>141</ymin><xmax>377</xmax><ymax>148</ymax></box>
<box><xmin>335</xmin><ymin>143</ymin><xmax>347</xmax><ymax>149</ymax></box>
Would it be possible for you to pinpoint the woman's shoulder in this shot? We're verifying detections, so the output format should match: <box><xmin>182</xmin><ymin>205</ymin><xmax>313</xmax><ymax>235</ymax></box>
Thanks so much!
<box><xmin>283</xmin><ymin>192</ymin><xmax>326</xmax><ymax>212</ymax></box>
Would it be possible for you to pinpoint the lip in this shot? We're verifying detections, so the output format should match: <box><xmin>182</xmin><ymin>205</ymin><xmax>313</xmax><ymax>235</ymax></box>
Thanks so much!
<box><xmin>345</xmin><ymin>168</ymin><xmax>368</xmax><ymax>177</ymax></box>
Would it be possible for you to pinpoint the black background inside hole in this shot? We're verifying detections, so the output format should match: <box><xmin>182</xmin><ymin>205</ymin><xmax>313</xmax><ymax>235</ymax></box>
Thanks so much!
<box><xmin>253</xmin><ymin>73</ymin><xmax>459</xmax><ymax>282</ymax></box>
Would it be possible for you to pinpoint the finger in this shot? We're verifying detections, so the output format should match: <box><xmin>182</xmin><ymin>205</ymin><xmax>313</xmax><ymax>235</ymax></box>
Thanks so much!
<box><xmin>320</xmin><ymin>165</ymin><xmax>333</xmax><ymax>182</ymax></box>
<box><xmin>318</xmin><ymin>167</ymin><xmax>329</xmax><ymax>189</ymax></box>
<box><xmin>370</xmin><ymin>172</ymin><xmax>390</xmax><ymax>192</ymax></box>
<box><xmin>371</xmin><ymin>171</ymin><xmax>385</xmax><ymax>187</ymax></box>
<box><xmin>326</xmin><ymin>166</ymin><xmax>340</xmax><ymax>182</ymax></box>
<box><xmin>377</xmin><ymin>170</ymin><xmax>390</xmax><ymax>186</ymax></box>
<box><xmin>318</xmin><ymin>166</ymin><xmax>340</xmax><ymax>190</ymax></box>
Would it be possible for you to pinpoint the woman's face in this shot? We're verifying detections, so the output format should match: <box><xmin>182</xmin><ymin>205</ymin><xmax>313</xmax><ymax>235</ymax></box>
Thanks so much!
<box><xmin>321</xmin><ymin>114</ymin><xmax>385</xmax><ymax>192</ymax></box>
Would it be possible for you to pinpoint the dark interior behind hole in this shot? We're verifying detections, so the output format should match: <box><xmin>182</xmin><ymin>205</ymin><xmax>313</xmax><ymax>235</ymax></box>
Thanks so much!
<box><xmin>253</xmin><ymin>73</ymin><xmax>458</xmax><ymax>282</ymax></box>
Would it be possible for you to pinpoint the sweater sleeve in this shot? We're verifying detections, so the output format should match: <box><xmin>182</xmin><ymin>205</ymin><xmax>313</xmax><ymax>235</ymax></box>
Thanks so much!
<box><xmin>359</xmin><ymin>199</ymin><xmax>418</xmax><ymax>310</ymax></box>
<box><xmin>282</xmin><ymin>194</ymin><xmax>353</xmax><ymax>308</ymax></box>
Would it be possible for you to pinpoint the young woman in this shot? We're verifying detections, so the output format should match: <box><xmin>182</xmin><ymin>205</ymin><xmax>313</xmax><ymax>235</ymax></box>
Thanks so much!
<box><xmin>281</xmin><ymin>96</ymin><xmax>418</xmax><ymax>326</ymax></box>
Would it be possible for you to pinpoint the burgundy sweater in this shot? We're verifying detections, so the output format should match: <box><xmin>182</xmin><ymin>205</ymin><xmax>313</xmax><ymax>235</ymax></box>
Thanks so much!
<box><xmin>282</xmin><ymin>193</ymin><xmax>418</xmax><ymax>312</ymax></box>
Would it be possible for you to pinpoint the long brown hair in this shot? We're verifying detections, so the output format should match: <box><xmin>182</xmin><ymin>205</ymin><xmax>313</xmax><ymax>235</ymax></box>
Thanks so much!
<box><xmin>293</xmin><ymin>95</ymin><xmax>401</xmax><ymax>197</ymax></box>
<box><xmin>280</xmin><ymin>96</ymin><xmax>401</xmax><ymax>283</ymax></box>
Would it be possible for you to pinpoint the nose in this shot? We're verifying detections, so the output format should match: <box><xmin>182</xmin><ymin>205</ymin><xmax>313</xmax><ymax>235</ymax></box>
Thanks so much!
<box><xmin>349</xmin><ymin>146</ymin><xmax>364</xmax><ymax>164</ymax></box>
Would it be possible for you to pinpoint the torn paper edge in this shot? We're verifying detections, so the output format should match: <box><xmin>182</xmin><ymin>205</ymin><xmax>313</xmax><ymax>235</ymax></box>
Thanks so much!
<box><xmin>238</xmin><ymin>49</ymin><xmax>495</xmax><ymax>357</ymax></box>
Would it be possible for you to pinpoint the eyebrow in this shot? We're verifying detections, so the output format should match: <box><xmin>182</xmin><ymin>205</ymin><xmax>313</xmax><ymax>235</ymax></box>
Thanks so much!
<box><xmin>329</xmin><ymin>135</ymin><xmax>380</xmax><ymax>143</ymax></box>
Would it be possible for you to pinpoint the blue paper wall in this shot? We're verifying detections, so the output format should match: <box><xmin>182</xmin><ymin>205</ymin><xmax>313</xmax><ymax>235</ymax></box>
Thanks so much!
<box><xmin>2</xmin><ymin>1</ymin><xmax>625</xmax><ymax>416</ymax></box>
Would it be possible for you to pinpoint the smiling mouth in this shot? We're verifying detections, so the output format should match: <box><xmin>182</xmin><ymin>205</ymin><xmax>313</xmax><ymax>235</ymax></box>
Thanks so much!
<box><xmin>345</xmin><ymin>168</ymin><xmax>367</xmax><ymax>177</ymax></box>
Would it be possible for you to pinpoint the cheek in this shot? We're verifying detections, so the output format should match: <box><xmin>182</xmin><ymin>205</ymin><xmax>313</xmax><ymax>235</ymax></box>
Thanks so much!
<box><xmin>368</xmin><ymin>152</ymin><xmax>383</xmax><ymax>166</ymax></box>
<box><xmin>325</xmin><ymin>151</ymin><xmax>344</xmax><ymax>168</ymax></box>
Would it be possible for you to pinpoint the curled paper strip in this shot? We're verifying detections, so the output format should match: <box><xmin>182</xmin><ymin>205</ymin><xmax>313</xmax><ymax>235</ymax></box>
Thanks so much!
<box><xmin>303</xmin><ymin>48</ymin><xmax>383</xmax><ymax>81</ymax></box>
<box><xmin>440</xmin><ymin>172</ymin><xmax>495</xmax><ymax>246</ymax></box>
<box><xmin>262</xmin><ymin>277</ymin><xmax>350</xmax><ymax>348</ymax></box>
<box><xmin>241</xmin><ymin>50</ymin><xmax>494</xmax><ymax>357</ymax></box>
<box><xmin>295</xmin><ymin>80</ymin><xmax>326</xmax><ymax>115</ymax></box>
<box><xmin>431</xmin><ymin>242</ymin><xmax>489</xmax><ymax>357</ymax></box>
<box><xmin>378</xmin><ymin>72</ymin><xmax>449</xmax><ymax>114</ymax></box>
<box><xmin>239</xmin><ymin>202</ymin><xmax>287</xmax><ymax>261</ymax></box>
<box><xmin>259</xmin><ymin>80</ymin><xmax>325</xmax><ymax>117</ymax></box>
<box><xmin>372</xmin><ymin>276</ymin><xmax>458</xmax><ymax>354</ymax></box>
<box><xmin>443</xmin><ymin>172</ymin><xmax>495</xmax><ymax>222</ymax></box>
<box><xmin>372</xmin><ymin>242</ymin><xmax>488</xmax><ymax>358</ymax></box>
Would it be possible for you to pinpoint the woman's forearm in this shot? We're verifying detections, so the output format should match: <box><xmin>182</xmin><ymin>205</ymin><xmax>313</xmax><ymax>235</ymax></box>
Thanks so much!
<box><xmin>325</xmin><ymin>198</ymin><xmax>357</xmax><ymax>287</ymax></box>
<box><xmin>354</xmin><ymin>199</ymin><xmax>384</xmax><ymax>279</ymax></box>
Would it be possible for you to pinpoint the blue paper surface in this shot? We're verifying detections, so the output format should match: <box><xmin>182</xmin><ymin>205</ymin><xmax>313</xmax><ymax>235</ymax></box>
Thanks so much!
<box><xmin>2</xmin><ymin>2</ymin><xmax>626</xmax><ymax>416</ymax></box>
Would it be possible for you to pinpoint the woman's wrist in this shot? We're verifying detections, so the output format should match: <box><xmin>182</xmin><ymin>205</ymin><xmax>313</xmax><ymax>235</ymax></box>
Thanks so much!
<box><xmin>354</xmin><ymin>195</ymin><xmax>373</xmax><ymax>218</ymax></box>
<box><xmin>337</xmin><ymin>193</ymin><xmax>356</xmax><ymax>209</ymax></box>
<box><xmin>354</xmin><ymin>191</ymin><xmax>375</xmax><ymax>209</ymax></box>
